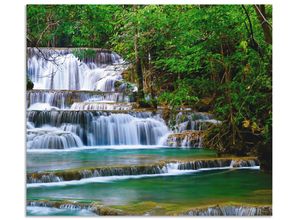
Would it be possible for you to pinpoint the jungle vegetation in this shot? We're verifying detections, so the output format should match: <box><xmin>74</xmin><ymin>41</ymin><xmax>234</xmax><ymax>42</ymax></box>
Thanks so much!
<box><xmin>27</xmin><ymin>5</ymin><xmax>272</xmax><ymax>170</ymax></box>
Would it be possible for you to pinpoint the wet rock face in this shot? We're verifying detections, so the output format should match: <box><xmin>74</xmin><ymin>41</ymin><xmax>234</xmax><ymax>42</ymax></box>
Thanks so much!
<box><xmin>90</xmin><ymin>205</ymin><xmax>124</xmax><ymax>216</ymax></box>
<box><xmin>27</xmin><ymin>77</ymin><xmax>34</xmax><ymax>90</ymax></box>
<box><xmin>181</xmin><ymin>205</ymin><xmax>272</xmax><ymax>216</ymax></box>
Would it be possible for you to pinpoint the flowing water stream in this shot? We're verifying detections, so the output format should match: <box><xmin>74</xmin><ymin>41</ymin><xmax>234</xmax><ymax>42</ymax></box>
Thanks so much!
<box><xmin>26</xmin><ymin>48</ymin><xmax>271</xmax><ymax>216</ymax></box>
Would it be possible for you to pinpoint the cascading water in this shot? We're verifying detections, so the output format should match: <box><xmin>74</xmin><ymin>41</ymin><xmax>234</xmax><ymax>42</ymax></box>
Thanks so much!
<box><xmin>70</xmin><ymin>102</ymin><xmax>132</xmax><ymax>111</ymax></box>
<box><xmin>27</xmin><ymin>127</ymin><xmax>83</xmax><ymax>149</ymax></box>
<box><xmin>88</xmin><ymin>114</ymin><xmax>168</xmax><ymax>145</ymax></box>
<box><xmin>174</xmin><ymin>112</ymin><xmax>221</xmax><ymax>133</ymax></box>
<box><xmin>26</xmin><ymin>90</ymin><xmax>132</xmax><ymax>109</ymax></box>
<box><xmin>27</xmin><ymin>48</ymin><xmax>125</xmax><ymax>91</ymax></box>
<box><xmin>26</xmin><ymin>111</ymin><xmax>168</xmax><ymax>148</ymax></box>
<box><xmin>26</xmin><ymin>158</ymin><xmax>259</xmax><ymax>184</ymax></box>
<box><xmin>26</xmin><ymin>48</ymin><xmax>169</xmax><ymax>149</ymax></box>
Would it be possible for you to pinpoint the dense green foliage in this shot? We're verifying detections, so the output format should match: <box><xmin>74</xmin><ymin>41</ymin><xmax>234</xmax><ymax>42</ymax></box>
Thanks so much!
<box><xmin>27</xmin><ymin>5</ymin><xmax>272</xmax><ymax>170</ymax></box>
<box><xmin>27</xmin><ymin>5</ymin><xmax>119</xmax><ymax>47</ymax></box>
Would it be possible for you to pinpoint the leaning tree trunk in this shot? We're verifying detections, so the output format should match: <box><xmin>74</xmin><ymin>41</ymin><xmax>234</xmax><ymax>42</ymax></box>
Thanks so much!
<box><xmin>254</xmin><ymin>5</ymin><xmax>272</xmax><ymax>45</ymax></box>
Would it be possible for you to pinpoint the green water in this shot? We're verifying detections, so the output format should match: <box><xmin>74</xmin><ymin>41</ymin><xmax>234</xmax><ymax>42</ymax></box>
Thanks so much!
<box><xmin>27</xmin><ymin>169</ymin><xmax>271</xmax><ymax>209</ymax></box>
<box><xmin>27</xmin><ymin>147</ymin><xmax>217</xmax><ymax>172</ymax></box>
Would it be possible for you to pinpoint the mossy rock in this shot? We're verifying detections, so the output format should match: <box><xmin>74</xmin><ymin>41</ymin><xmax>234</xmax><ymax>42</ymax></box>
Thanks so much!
<box><xmin>27</xmin><ymin>78</ymin><xmax>34</xmax><ymax>90</ymax></box>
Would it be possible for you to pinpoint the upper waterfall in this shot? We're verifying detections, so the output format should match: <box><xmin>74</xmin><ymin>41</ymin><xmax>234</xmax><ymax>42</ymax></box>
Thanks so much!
<box><xmin>27</xmin><ymin>48</ymin><xmax>127</xmax><ymax>91</ymax></box>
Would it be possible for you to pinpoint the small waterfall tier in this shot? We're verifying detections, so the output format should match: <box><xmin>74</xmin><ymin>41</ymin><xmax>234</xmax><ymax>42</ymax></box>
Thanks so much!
<box><xmin>163</xmin><ymin>112</ymin><xmax>223</xmax><ymax>148</ymax></box>
<box><xmin>27</xmin><ymin>158</ymin><xmax>259</xmax><ymax>183</ymax></box>
<box><xmin>27</xmin><ymin>110</ymin><xmax>169</xmax><ymax>147</ymax></box>
<box><xmin>27</xmin><ymin>200</ymin><xmax>123</xmax><ymax>216</ymax></box>
<box><xmin>27</xmin><ymin>47</ymin><xmax>129</xmax><ymax>91</ymax></box>
<box><xmin>174</xmin><ymin>112</ymin><xmax>221</xmax><ymax>132</ymax></box>
<box><xmin>27</xmin><ymin>128</ymin><xmax>83</xmax><ymax>149</ymax></box>
<box><xmin>26</xmin><ymin>90</ymin><xmax>133</xmax><ymax>109</ymax></box>
<box><xmin>166</xmin><ymin>131</ymin><xmax>202</xmax><ymax>148</ymax></box>
<box><xmin>70</xmin><ymin>102</ymin><xmax>133</xmax><ymax>111</ymax></box>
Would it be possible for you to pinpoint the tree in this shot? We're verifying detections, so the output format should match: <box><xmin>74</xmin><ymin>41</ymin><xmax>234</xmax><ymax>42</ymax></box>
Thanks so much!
<box><xmin>133</xmin><ymin>5</ymin><xmax>145</xmax><ymax>104</ymax></box>
<box><xmin>254</xmin><ymin>5</ymin><xmax>272</xmax><ymax>45</ymax></box>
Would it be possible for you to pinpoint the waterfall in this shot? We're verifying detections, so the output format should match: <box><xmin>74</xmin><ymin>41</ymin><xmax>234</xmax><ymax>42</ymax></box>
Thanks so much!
<box><xmin>174</xmin><ymin>112</ymin><xmax>221</xmax><ymax>132</ymax></box>
<box><xmin>26</xmin><ymin>47</ymin><xmax>269</xmax><ymax>217</ymax></box>
<box><xmin>27</xmin><ymin>128</ymin><xmax>83</xmax><ymax>149</ymax></box>
<box><xmin>26</xmin><ymin>110</ymin><xmax>169</xmax><ymax>147</ymax></box>
<box><xmin>26</xmin><ymin>90</ymin><xmax>132</xmax><ymax>109</ymax></box>
<box><xmin>27</xmin><ymin>200</ymin><xmax>122</xmax><ymax>216</ymax></box>
<box><xmin>27</xmin><ymin>48</ymin><xmax>126</xmax><ymax>91</ymax></box>
<box><xmin>89</xmin><ymin>114</ymin><xmax>168</xmax><ymax>145</ymax></box>
<box><xmin>70</xmin><ymin>102</ymin><xmax>132</xmax><ymax>111</ymax></box>
<box><xmin>26</xmin><ymin>48</ymin><xmax>170</xmax><ymax>149</ymax></box>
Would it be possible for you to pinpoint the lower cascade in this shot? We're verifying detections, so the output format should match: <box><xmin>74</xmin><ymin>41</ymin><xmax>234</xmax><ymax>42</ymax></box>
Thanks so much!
<box><xmin>27</xmin><ymin>158</ymin><xmax>259</xmax><ymax>184</ymax></box>
<box><xmin>27</xmin><ymin>201</ymin><xmax>271</xmax><ymax>216</ymax></box>
<box><xmin>27</xmin><ymin>128</ymin><xmax>83</xmax><ymax>149</ymax></box>
<box><xmin>181</xmin><ymin>205</ymin><xmax>272</xmax><ymax>216</ymax></box>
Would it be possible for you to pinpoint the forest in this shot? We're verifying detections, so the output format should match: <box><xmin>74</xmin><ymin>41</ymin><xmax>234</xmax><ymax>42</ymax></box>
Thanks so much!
<box><xmin>27</xmin><ymin>4</ymin><xmax>272</xmax><ymax>170</ymax></box>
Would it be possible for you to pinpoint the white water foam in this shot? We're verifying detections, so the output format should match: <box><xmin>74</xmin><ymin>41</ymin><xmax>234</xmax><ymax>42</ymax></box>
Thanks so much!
<box><xmin>26</xmin><ymin>144</ymin><xmax>170</xmax><ymax>153</ymax></box>
<box><xmin>26</xmin><ymin>206</ymin><xmax>96</xmax><ymax>216</ymax></box>
<box><xmin>28</xmin><ymin>103</ymin><xmax>59</xmax><ymax>111</ymax></box>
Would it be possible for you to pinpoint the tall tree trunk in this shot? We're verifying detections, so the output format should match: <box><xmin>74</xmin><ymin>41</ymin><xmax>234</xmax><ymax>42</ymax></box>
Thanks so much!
<box><xmin>133</xmin><ymin>6</ymin><xmax>144</xmax><ymax>104</ymax></box>
<box><xmin>254</xmin><ymin>5</ymin><xmax>272</xmax><ymax>77</ymax></box>
<box><xmin>254</xmin><ymin>5</ymin><xmax>272</xmax><ymax>45</ymax></box>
